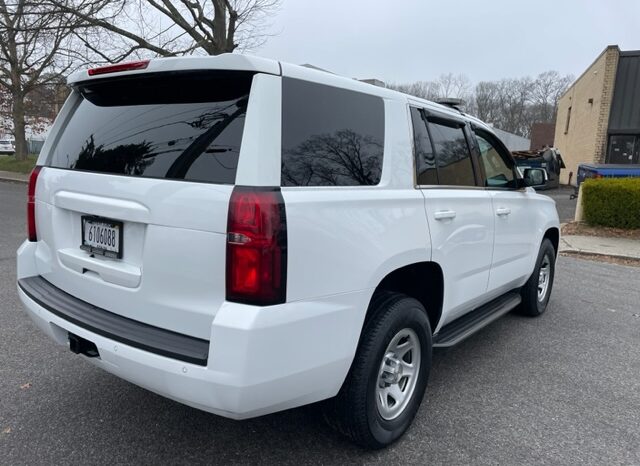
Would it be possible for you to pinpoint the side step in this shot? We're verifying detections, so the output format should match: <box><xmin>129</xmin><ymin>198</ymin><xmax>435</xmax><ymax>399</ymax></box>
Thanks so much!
<box><xmin>433</xmin><ymin>291</ymin><xmax>521</xmax><ymax>348</ymax></box>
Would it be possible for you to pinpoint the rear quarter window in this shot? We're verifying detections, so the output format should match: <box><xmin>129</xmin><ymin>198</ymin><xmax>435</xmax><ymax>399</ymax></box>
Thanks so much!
<box><xmin>48</xmin><ymin>71</ymin><xmax>253</xmax><ymax>184</ymax></box>
<box><xmin>281</xmin><ymin>78</ymin><xmax>385</xmax><ymax>186</ymax></box>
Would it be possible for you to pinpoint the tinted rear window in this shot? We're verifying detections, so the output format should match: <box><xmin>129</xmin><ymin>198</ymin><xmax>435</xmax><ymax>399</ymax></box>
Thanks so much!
<box><xmin>410</xmin><ymin>107</ymin><xmax>438</xmax><ymax>185</ymax></box>
<box><xmin>427</xmin><ymin>121</ymin><xmax>476</xmax><ymax>186</ymax></box>
<box><xmin>48</xmin><ymin>71</ymin><xmax>253</xmax><ymax>184</ymax></box>
<box><xmin>281</xmin><ymin>78</ymin><xmax>385</xmax><ymax>186</ymax></box>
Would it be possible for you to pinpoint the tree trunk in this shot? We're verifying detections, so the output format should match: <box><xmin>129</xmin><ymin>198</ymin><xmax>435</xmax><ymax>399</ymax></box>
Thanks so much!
<box><xmin>212</xmin><ymin>0</ymin><xmax>229</xmax><ymax>54</ymax></box>
<box><xmin>12</xmin><ymin>93</ymin><xmax>28</xmax><ymax>161</ymax></box>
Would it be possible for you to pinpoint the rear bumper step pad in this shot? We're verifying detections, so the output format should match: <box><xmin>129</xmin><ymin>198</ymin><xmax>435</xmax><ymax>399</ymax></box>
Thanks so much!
<box><xmin>18</xmin><ymin>276</ymin><xmax>209</xmax><ymax>365</ymax></box>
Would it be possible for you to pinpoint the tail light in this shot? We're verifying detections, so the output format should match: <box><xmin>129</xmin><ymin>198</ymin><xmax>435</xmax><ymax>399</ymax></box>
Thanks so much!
<box><xmin>27</xmin><ymin>166</ymin><xmax>42</xmax><ymax>242</ymax></box>
<box><xmin>88</xmin><ymin>60</ymin><xmax>149</xmax><ymax>76</ymax></box>
<box><xmin>226</xmin><ymin>187</ymin><xmax>287</xmax><ymax>305</ymax></box>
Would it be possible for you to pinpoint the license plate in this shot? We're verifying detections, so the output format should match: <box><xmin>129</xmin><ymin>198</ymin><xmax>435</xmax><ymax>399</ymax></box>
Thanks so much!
<box><xmin>81</xmin><ymin>216</ymin><xmax>123</xmax><ymax>259</ymax></box>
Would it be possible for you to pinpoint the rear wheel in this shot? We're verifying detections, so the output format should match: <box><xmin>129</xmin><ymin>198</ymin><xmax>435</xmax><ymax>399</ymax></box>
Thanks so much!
<box><xmin>518</xmin><ymin>238</ymin><xmax>556</xmax><ymax>316</ymax></box>
<box><xmin>324</xmin><ymin>292</ymin><xmax>432</xmax><ymax>449</ymax></box>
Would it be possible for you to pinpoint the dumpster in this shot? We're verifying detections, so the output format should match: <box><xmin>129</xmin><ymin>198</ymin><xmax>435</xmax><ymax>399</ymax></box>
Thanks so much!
<box><xmin>513</xmin><ymin>148</ymin><xmax>565</xmax><ymax>190</ymax></box>
<box><xmin>570</xmin><ymin>163</ymin><xmax>640</xmax><ymax>199</ymax></box>
<box><xmin>576</xmin><ymin>163</ymin><xmax>640</xmax><ymax>188</ymax></box>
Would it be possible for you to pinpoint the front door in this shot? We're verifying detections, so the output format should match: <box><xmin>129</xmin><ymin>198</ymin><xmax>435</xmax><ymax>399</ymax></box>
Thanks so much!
<box><xmin>608</xmin><ymin>135</ymin><xmax>639</xmax><ymax>164</ymax></box>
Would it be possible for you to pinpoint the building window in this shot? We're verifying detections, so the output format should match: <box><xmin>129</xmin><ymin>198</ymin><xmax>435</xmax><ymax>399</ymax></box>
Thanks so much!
<box><xmin>564</xmin><ymin>106</ymin><xmax>572</xmax><ymax>134</ymax></box>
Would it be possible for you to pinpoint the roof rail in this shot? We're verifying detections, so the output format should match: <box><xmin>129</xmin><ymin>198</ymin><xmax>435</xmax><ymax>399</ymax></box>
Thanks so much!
<box><xmin>435</xmin><ymin>98</ymin><xmax>464</xmax><ymax>112</ymax></box>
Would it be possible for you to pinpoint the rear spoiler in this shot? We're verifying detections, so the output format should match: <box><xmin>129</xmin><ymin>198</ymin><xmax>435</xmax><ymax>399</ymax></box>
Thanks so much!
<box><xmin>67</xmin><ymin>53</ymin><xmax>281</xmax><ymax>85</ymax></box>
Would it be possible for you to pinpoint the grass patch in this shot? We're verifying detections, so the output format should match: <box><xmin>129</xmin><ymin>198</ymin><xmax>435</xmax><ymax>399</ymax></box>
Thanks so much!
<box><xmin>0</xmin><ymin>155</ymin><xmax>38</xmax><ymax>174</ymax></box>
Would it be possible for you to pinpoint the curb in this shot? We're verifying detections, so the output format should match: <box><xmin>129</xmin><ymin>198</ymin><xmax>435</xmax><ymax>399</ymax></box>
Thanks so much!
<box><xmin>559</xmin><ymin>249</ymin><xmax>640</xmax><ymax>262</ymax></box>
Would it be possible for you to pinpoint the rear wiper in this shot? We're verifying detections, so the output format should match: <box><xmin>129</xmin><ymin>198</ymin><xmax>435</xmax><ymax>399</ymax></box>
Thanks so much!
<box><xmin>165</xmin><ymin>97</ymin><xmax>248</xmax><ymax>179</ymax></box>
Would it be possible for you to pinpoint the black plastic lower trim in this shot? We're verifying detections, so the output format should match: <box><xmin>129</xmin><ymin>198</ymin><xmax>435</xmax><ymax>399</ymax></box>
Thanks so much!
<box><xmin>433</xmin><ymin>291</ymin><xmax>522</xmax><ymax>347</ymax></box>
<box><xmin>18</xmin><ymin>276</ymin><xmax>209</xmax><ymax>365</ymax></box>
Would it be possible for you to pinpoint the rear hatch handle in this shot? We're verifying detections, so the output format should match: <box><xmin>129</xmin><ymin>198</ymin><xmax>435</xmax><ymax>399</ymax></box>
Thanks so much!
<box><xmin>58</xmin><ymin>248</ymin><xmax>141</xmax><ymax>288</ymax></box>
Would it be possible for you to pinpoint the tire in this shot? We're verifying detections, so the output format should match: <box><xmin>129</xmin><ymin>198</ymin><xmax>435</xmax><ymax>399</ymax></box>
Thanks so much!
<box><xmin>517</xmin><ymin>238</ymin><xmax>556</xmax><ymax>317</ymax></box>
<box><xmin>324</xmin><ymin>291</ymin><xmax>432</xmax><ymax>449</ymax></box>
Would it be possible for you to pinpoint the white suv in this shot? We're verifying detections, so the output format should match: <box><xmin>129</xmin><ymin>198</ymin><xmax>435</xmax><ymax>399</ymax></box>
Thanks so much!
<box><xmin>17</xmin><ymin>55</ymin><xmax>559</xmax><ymax>449</ymax></box>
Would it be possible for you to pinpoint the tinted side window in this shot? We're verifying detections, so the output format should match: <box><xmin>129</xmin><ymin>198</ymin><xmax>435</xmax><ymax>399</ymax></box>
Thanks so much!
<box><xmin>281</xmin><ymin>78</ymin><xmax>384</xmax><ymax>186</ymax></box>
<box><xmin>410</xmin><ymin>107</ymin><xmax>438</xmax><ymax>185</ymax></box>
<box><xmin>428</xmin><ymin>121</ymin><xmax>476</xmax><ymax>186</ymax></box>
<box><xmin>475</xmin><ymin>133</ymin><xmax>515</xmax><ymax>188</ymax></box>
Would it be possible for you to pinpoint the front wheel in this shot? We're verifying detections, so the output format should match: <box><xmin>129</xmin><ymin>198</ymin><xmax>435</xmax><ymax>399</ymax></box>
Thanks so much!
<box><xmin>324</xmin><ymin>292</ymin><xmax>432</xmax><ymax>449</ymax></box>
<box><xmin>517</xmin><ymin>238</ymin><xmax>556</xmax><ymax>316</ymax></box>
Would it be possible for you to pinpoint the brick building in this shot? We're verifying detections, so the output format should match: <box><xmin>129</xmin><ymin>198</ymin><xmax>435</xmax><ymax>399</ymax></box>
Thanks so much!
<box><xmin>554</xmin><ymin>45</ymin><xmax>640</xmax><ymax>185</ymax></box>
<box><xmin>530</xmin><ymin>122</ymin><xmax>555</xmax><ymax>150</ymax></box>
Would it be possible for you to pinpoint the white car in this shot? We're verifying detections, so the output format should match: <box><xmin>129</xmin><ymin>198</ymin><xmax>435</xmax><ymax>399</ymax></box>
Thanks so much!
<box><xmin>0</xmin><ymin>139</ymin><xmax>15</xmax><ymax>154</ymax></box>
<box><xmin>17</xmin><ymin>55</ymin><xmax>559</xmax><ymax>449</ymax></box>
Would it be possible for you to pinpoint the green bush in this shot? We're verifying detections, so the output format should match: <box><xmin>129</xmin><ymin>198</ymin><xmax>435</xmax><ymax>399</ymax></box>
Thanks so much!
<box><xmin>582</xmin><ymin>177</ymin><xmax>640</xmax><ymax>229</ymax></box>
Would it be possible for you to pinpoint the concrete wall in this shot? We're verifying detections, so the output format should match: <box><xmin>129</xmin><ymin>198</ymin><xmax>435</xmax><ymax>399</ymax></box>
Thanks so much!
<box><xmin>554</xmin><ymin>46</ymin><xmax>619</xmax><ymax>185</ymax></box>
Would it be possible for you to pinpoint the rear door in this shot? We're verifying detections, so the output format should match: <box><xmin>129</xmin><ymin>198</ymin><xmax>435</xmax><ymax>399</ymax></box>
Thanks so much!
<box><xmin>471</xmin><ymin>128</ymin><xmax>538</xmax><ymax>293</ymax></box>
<box><xmin>35</xmin><ymin>71</ymin><xmax>255</xmax><ymax>339</ymax></box>
<box><xmin>411</xmin><ymin>107</ymin><xmax>494</xmax><ymax>322</ymax></box>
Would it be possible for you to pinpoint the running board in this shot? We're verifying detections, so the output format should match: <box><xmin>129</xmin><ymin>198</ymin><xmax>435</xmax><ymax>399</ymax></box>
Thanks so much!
<box><xmin>433</xmin><ymin>292</ymin><xmax>521</xmax><ymax>348</ymax></box>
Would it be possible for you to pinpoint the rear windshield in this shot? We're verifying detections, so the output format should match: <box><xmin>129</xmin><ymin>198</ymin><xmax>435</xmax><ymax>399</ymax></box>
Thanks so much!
<box><xmin>48</xmin><ymin>71</ymin><xmax>253</xmax><ymax>184</ymax></box>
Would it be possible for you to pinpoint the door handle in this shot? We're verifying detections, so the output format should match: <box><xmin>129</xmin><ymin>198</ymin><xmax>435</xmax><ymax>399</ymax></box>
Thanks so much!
<box><xmin>496</xmin><ymin>207</ymin><xmax>511</xmax><ymax>216</ymax></box>
<box><xmin>434</xmin><ymin>210</ymin><xmax>456</xmax><ymax>220</ymax></box>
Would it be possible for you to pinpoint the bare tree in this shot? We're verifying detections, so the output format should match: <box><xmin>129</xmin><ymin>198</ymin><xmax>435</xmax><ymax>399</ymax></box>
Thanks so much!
<box><xmin>0</xmin><ymin>0</ymin><xmax>78</xmax><ymax>160</ymax></box>
<box><xmin>387</xmin><ymin>73</ymin><xmax>474</xmax><ymax>112</ymax></box>
<box><xmin>387</xmin><ymin>80</ymin><xmax>440</xmax><ymax>101</ymax></box>
<box><xmin>282</xmin><ymin>130</ymin><xmax>383</xmax><ymax>187</ymax></box>
<box><xmin>390</xmin><ymin>70</ymin><xmax>573</xmax><ymax>138</ymax></box>
<box><xmin>51</xmin><ymin>0</ymin><xmax>281</xmax><ymax>62</ymax></box>
<box><xmin>436</xmin><ymin>72</ymin><xmax>471</xmax><ymax>100</ymax></box>
<box><xmin>387</xmin><ymin>80</ymin><xmax>441</xmax><ymax>101</ymax></box>
<box><xmin>528</xmin><ymin>71</ymin><xmax>574</xmax><ymax>123</ymax></box>
<box><xmin>474</xmin><ymin>72</ymin><xmax>573</xmax><ymax>138</ymax></box>
<box><xmin>474</xmin><ymin>80</ymin><xmax>500</xmax><ymax>123</ymax></box>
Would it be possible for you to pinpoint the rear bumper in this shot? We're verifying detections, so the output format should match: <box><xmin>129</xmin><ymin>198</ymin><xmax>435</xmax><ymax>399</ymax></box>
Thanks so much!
<box><xmin>17</xmin><ymin>244</ymin><xmax>369</xmax><ymax>419</ymax></box>
<box><xmin>19</xmin><ymin>276</ymin><xmax>210</xmax><ymax>365</ymax></box>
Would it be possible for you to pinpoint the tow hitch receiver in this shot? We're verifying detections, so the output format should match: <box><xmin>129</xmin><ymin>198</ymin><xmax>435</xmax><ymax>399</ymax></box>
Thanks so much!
<box><xmin>68</xmin><ymin>333</ymin><xmax>100</xmax><ymax>358</ymax></box>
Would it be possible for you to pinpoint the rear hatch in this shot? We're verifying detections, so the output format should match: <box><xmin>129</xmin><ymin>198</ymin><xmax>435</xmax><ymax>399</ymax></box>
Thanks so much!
<box><xmin>35</xmin><ymin>70</ymin><xmax>255</xmax><ymax>339</ymax></box>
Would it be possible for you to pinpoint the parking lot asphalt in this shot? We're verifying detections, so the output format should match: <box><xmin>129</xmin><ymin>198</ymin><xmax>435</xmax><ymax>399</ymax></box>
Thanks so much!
<box><xmin>542</xmin><ymin>186</ymin><xmax>577</xmax><ymax>223</ymax></box>
<box><xmin>1</xmin><ymin>180</ymin><xmax>639</xmax><ymax>465</ymax></box>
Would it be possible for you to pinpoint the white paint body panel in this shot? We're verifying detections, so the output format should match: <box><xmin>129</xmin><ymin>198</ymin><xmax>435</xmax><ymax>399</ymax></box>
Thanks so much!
<box><xmin>422</xmin><ymin>189</ymin><xmax>495</xmax><ymax>324</ymax></box>
<box><xmin>487</xmin><ymin>189</ymin><xmax>540</xmax><ymax>293</ymax></box>
<box><xmin>17</xmin><ymin>54</ymin><xmax>560</xmax><ymax>419</ymax></box>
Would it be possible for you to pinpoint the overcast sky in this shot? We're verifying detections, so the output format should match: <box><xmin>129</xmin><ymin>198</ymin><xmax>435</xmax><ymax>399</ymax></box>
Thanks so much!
<box><xmin>258</xmin><ymin>0</ymin><xmax>640</xmax><ymax>84</ymax></box>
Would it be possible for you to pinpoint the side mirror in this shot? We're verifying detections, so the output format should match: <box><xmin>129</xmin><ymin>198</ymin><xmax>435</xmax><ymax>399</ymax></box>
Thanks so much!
<box><xmin>522</xmin><ymin>168</ymin><xmax>547</xmax><ymax>188</ymax></box>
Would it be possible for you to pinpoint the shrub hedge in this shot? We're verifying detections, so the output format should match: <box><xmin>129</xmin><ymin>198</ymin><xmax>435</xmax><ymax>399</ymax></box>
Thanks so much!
<box><xmin>581</xmin><ymin>177</ymin><xmax>640</xmax><ymax>229</ymax></box>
